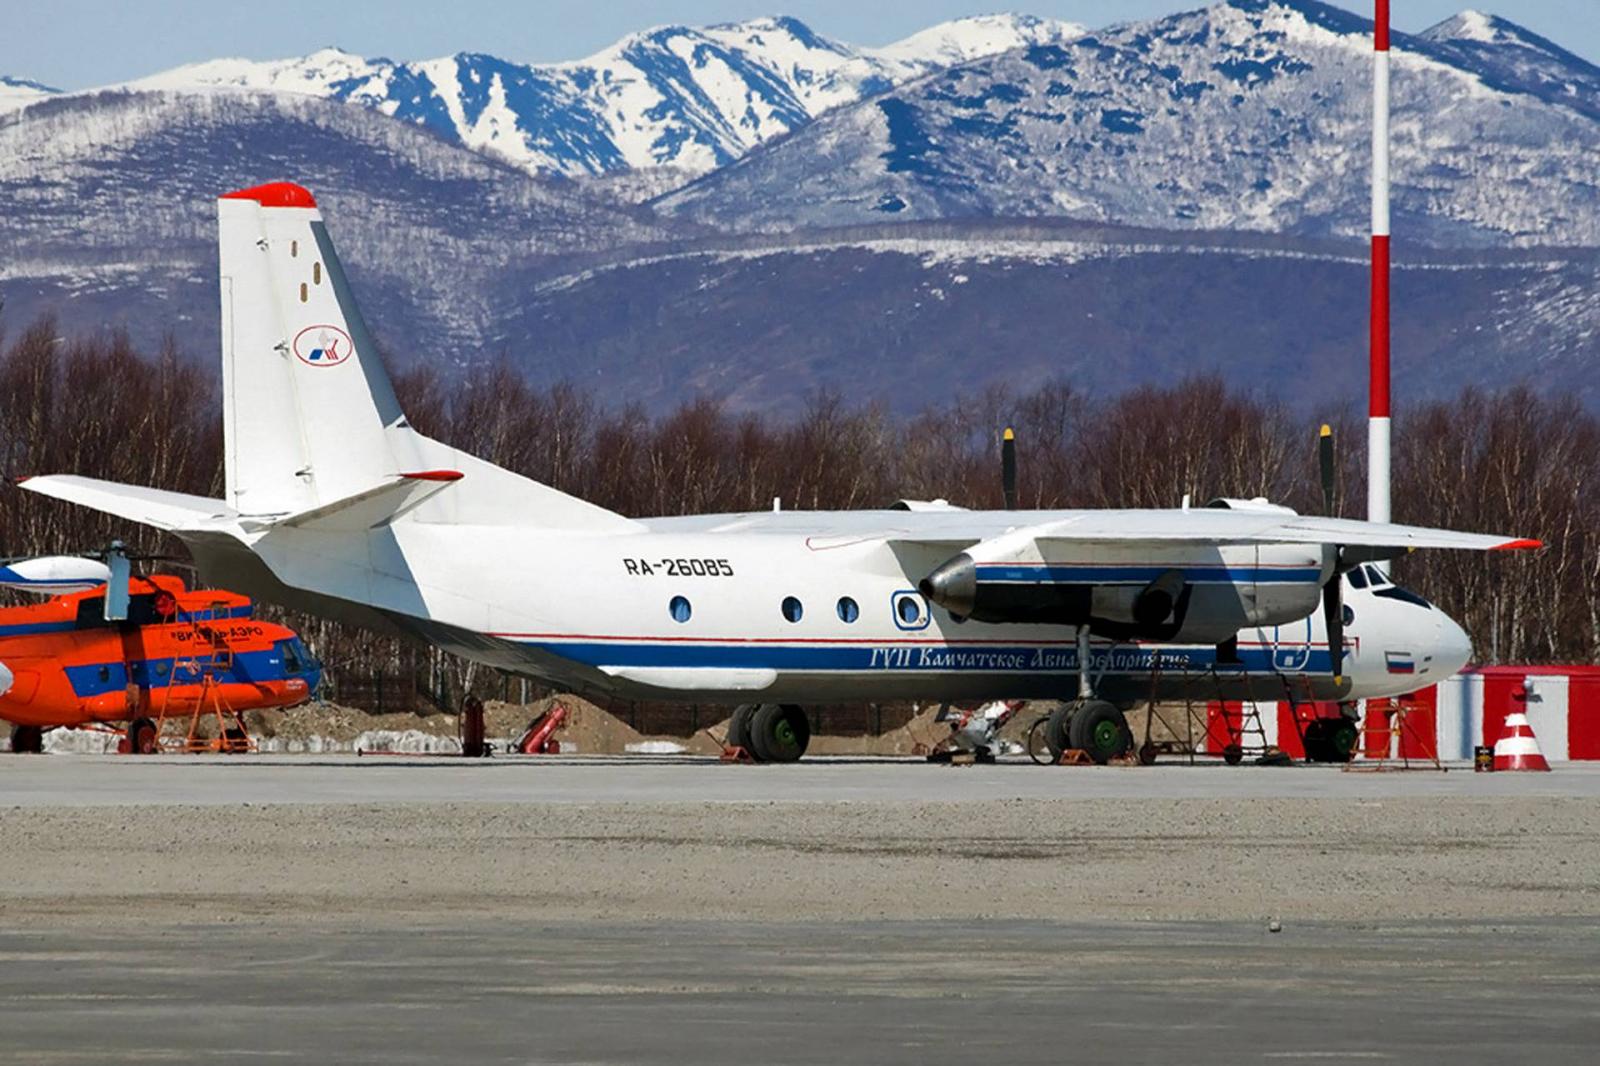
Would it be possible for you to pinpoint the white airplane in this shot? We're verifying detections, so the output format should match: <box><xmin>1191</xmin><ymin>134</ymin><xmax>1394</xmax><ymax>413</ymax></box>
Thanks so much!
<box><xmin>19</xmin><ymin>183</ymin><xmax>1541</xmax><ymax>763</ymax></box>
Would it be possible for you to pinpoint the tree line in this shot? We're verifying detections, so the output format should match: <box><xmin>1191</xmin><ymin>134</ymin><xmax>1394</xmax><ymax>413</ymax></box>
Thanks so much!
<box><xmin>0</xmin><ymin>313</ymin><xmax>1587</xmax><ymax>712</ymax></box>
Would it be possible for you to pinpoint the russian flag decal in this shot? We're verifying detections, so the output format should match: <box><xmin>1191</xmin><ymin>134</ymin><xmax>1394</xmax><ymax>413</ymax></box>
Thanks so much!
<box><xmin>1385</xmin><ymin>652</ymin><xmax>1416</xmax><ymax>675</ymax></box>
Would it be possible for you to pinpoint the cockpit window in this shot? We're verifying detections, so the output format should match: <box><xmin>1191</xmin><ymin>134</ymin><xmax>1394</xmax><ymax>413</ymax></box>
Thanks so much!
<box><xmin>277</xmin><ymin>638</ymin><xmax>316</xmax><ymax>676</ymax></box>
<box><xmin>1364</xmin><ymin>565</ymin><xmax>1390</xmax><ymax>587</ymax></box>
<box><xmin>1347</xmin><ymin>567</ymin><xmax>1369</xmax><ymax>590</ymax></box>
<box><xmin>1374</xmin><ymin>585</ymin><xmax>1433</xmax><ymax>609</ymax></box>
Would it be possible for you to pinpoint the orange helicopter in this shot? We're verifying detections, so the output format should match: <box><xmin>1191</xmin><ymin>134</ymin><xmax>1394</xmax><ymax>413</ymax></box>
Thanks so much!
<box><xmin>0</xmin><ymin>553</ymin><xmax>320</xmax><ymax>753</ymax></box>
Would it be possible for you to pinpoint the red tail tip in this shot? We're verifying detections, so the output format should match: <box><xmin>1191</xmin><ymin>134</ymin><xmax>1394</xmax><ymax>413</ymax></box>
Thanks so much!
<box><xmin>1492</xmin><ymin>538</ymin><xmax>1544</xmax><ymax>552</ymax></box>
<box><xmin>401</xmin><ymin>470</ymin><xmax>464</xmax><ymax>483</ymax></box>
<box><xmin>220</xmin><ymin>182</ymin><xmax>318</xmax><ymax>209</ymax></box>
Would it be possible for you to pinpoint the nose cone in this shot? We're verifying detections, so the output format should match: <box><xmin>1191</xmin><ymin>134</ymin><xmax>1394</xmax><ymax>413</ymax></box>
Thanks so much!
<box><xmin>1435</xmin><ymin>611</ymin><xmax>1473</xmax><ymax>679</ymax></box>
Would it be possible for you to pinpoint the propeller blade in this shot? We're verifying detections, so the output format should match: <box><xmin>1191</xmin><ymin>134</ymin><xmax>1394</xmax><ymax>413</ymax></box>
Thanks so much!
<box><xmin>1321</xmin><ymin>571</ymin><xmax>1345</xmax><ymax>685</ymax></box>
<box><xmin>1001</xmin><ymin>427</ymin><xmax>1017</xmax><ymax>511</ymax></box>
<box><xmin>1318</xmin><ymin>423</ymin><xmax>1336</xmax><ymax>517</ymax></box>
<box><xmin>0</xmin><ymin>555</ymin><xmax>112</xmax><ymax>594</ymax></box>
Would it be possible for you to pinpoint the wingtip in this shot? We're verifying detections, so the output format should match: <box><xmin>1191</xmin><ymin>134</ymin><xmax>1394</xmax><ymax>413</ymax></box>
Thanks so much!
<box><xmin>401</xmin><ymin>470</ymin><xmax>464</xmax><ymax>483</ymax></box>
<box><xmin>1491</xmin><ymin>538</ymin><xmax>1544</xmax><ymax>552</ymax></box>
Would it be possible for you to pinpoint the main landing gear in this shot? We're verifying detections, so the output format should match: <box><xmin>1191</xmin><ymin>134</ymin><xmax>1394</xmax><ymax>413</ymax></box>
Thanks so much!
<box><xmin>726</xmin><ymin>704</ymin><xmax>811</xmax><ymax>763</ymax></box>
<box><xmin>1040</xmin><ymin>627</ymin><xmax>1135</xmax><ymax>766</ymax></box>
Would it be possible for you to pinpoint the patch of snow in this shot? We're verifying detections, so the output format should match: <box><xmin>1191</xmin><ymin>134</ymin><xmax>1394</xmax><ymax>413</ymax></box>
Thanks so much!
<box><xmin>625</xmin><ymin>740</ymin><xmax>688</xmax><ymax>754</ymax></box>
<box><xmin>40</xmin><ymin>728</ymin><xmax>121</xmax><ymax>754</ymax></box>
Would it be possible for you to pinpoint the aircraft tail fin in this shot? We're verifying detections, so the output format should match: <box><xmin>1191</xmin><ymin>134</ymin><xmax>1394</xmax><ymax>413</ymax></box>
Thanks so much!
<box><xmin>217</xmin><ymin>183</ymin><xmax>634</xmax><ymax>532</ymax></box>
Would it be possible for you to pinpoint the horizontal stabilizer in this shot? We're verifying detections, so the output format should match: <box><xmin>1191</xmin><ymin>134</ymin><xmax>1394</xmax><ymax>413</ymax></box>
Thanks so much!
<box><xmin>265</xmin><ymin>471</ymin><xmax>463</xmax><ymax>533</ymax></box>
<box><xmin>18</xmin><ymin>476</ymin><xmax>239</xmax><ymax>531</ymax></box>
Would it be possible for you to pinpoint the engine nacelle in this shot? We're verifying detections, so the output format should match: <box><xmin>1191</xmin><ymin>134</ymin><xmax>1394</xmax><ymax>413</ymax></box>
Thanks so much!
<box><xmin>921</xmin><ymin>542</ymin><xmax>1330</xmax><ymax>644</ymax></box>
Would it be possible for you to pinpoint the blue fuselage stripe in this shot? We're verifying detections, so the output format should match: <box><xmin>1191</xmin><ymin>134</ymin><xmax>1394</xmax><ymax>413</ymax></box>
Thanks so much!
<box><xmin>518</xmin><ymin>640</ymin><xmax>1333</xmax><ymax>676</ymax></box>
<box><xmin>973</xmin><ymin>565</ymin><xmax>1322</xmax><ymax>584</ymax></box>
<box><xmin>61</xmin><ymin>649</ymin><xmax>317</xmax><ymax>698</ymax></box>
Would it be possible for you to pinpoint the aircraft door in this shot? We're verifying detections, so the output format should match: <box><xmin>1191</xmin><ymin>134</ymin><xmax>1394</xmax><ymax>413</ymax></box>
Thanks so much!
<box><xmin>1271</xmin><ymin>616</ymin><xmax>1314</xmax><ymax>673</ymax></box>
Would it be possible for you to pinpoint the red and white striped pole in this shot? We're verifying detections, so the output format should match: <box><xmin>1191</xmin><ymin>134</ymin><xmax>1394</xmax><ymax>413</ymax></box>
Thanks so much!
<box><xmin>1368</xmin><ymin>0</ymin><xmax>1391</xmax><ymax>529</ymax></box>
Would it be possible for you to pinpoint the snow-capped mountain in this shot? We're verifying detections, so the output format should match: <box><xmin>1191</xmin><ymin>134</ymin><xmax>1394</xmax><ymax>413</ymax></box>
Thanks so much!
<box><xmin>115</xmin><ymin>15</ymin><xmax>1084</xmax><ymax>178</ymax></box>
<box><xmin>0</xmin><ymin>89</ymin><xmax>675</xmax><ymax>361</ymax></box>
<box><xmin>1418</xmin><ymin>9</ymin><xmax>1600</xmax><ymax>122</ymax></box>
<box><xmin>658</xmin><ymin>0</ymin><xmax>1600</xmax><ymax>247</ymax></box>
<box><xmin>0</xmin><ymin>75</ymin><xmax>59</xmax><ymax>113</ymax></box>
<box><xmin>2</xmin><ymin>3</ymin><xmax>1597</xmax><ymax>416</ymax></box>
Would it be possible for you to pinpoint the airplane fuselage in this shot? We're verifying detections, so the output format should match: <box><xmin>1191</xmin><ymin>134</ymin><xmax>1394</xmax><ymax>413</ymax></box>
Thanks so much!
<box><xmin>192</xmin><ymin>515</ymin><xmax>1469</xmax><ymax>711</ymax></box>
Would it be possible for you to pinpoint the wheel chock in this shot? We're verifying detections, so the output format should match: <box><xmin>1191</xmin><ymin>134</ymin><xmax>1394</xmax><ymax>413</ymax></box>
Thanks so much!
<box><xmin>1056</xmin><ymin>749</ymin><xmax>1095</xmax><ymax>766</ymax></box>
<box><xmin>719</xmin><ymin>745</ymin><xmax>757</xmax><ymax>764</ymax></box>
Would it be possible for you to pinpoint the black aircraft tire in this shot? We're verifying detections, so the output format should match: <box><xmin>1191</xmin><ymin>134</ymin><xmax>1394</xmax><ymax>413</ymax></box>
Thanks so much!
<box><xmin>1026</xmin><ymin>717</ymin><xmax>1057</xmax><ymax>765</ymax></box>
<box><xmin>727</xmin><ymin>704</ymin><xmax>759</xmax><ymax>758</ymax></box>
<box><xmin>9</xmin><ymin>724</ymin><xmax>43</xmax><ymax>754</ymax></box>
<box><xmin>1068</xmin><ymin>701</ymin><xmax>1132</xmax><ymax>765</ymax></box>
<box><xmin>1328</xmin><ymin>717</ymin><xmax>1360</xmax><ymax>763</ymax></box>
<box><xmin>750</xmin><ymin>704</ymin><xmax>809</xmax><ymax>764</ymax></box>
<box><xmin>127</xmin><ymin>717</ymin><xmax>158</xmax><ymax>755</ymax></box>
<box><xmin>1043</xmin><ymin>704</ymin><xmax>1075</xmax><ymax>762</ymax></box>
<box><xmin>1302</xmin><ymin>720</ymin><xmax>1333</xmax><ymax>763</ymax></box>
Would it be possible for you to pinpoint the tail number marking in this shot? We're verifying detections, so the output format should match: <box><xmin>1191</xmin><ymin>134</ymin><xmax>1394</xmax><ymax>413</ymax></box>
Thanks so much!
<box><xmin>623</xmin><ymin>559</ymin><xmax>734</xmax><ymax>577</ymax></box>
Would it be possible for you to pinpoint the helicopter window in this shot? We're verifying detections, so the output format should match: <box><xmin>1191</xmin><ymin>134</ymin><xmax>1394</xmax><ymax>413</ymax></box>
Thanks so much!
<box><xmin>74</xmin><ymin>598</ymin><xmax>111</xmax><ymax>629</ymax></box>
<box><xmin>277</xmin><ymin>640</ymin><xmax>307</xmax><ymax>675</ymax></box>
<box><xmin>1347</xmin><ymin>568</ymin><xmax>1369</xmax><ymax>590</ymax></box>
<box><xmin>98</xmin><ymin>666</ymin><xmax>111</xmax><ymax>683</ymax></box>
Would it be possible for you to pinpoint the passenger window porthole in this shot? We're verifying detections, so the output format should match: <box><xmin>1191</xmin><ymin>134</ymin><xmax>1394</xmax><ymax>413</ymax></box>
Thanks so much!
<box><xmin>837</xmin><ymin>597</ymin><xmax>859</xmax><ymax>623</ymax></box>
<box><xmin>669</xmin><ymin>596</ymin><xmax>692</xmax><ymax>623</ymax></box>
<box><xmin>781</xmin><ymin>596</ymin><xmax>804</xmax><ymax>623</ymax></box>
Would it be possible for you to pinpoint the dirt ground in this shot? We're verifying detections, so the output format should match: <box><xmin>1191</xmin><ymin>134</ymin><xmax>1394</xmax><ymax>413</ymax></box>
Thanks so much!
<box><xmin>228</xmin><ymin>696</ymin><xmax>999</xmax><ymax>756</ymax></box>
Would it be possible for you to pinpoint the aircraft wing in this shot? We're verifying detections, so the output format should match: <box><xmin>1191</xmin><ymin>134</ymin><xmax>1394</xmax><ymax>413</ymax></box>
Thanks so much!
<box><xmin>665</xmin><ymin>508</ymin><xmax>1539</xmax><ymax>554</ymax></box>
<box><xmin>18</xmin><ymin>476</ymin><xmax>240</xmax><ymax>531</ymax></box>
<box><xmin>996</xmin><ymin>513</ymin><xmax>1537</xmax><ymax>553</ymax></box>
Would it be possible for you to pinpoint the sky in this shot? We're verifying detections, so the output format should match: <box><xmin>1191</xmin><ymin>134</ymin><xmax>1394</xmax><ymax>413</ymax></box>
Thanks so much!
<box><xmin>3</xmin><ymin>0</ymin><xmax>1596</xmax><ymax>90</ymax></box>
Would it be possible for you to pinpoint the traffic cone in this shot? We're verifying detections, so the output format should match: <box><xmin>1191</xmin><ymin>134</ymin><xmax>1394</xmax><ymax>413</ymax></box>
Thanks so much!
<box><xmin>1492</xmin><ymin>712</ymin><xmax>1551</xmax><ymax>772</ymax></box>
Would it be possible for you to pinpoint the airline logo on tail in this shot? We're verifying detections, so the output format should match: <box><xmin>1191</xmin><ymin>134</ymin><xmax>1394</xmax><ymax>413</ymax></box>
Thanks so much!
<box><xmin>293</xmin><ymin>324</ymin><xmax>352</xmax><ymax>367</ymax></box>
